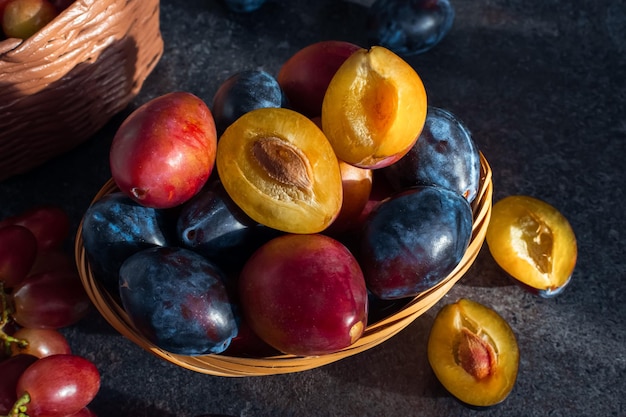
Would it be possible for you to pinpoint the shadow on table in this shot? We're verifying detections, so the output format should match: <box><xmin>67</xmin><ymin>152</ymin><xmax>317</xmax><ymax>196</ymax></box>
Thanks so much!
<box><xmin>321</xmin><ymin>314</ymin><xmax>449</xmax><ymax>399</ymax></box>
<box><xmin>89</xmin><ymin>386</ymin><xmax>177</xmax><ymax>417</ymax></box>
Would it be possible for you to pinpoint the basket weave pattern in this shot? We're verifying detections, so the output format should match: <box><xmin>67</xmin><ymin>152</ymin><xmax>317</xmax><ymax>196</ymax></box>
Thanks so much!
<box><xmin>0</xmin><ymin>0</ymin><xmax>163</xmax><ymax>181</ymax></box>
<box><xmin>75</xmin><ymin>153</ymin><xmax>493</xmax><ymax>377</ymax></box>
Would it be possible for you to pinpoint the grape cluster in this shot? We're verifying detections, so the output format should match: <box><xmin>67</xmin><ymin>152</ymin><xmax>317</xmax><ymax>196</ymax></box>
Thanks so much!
<box><xmin>0</xmin><ymin>206</ymin><xmax>100</xmax><ymax>417</ymax></box>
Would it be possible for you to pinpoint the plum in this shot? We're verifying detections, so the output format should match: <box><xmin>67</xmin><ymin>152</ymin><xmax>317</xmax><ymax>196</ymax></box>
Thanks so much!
<box><xmin>367</xmin><ymin>0</ymin><xmax>455</xmax><ymax>56</ymax></box>
<box><xmin>119</xmin><ymin>247</ymin><xmax>238</xmax><ymax>355</ymax></box>
<box><xmin>81</xmin><ymin>192</ymin><xmax>175</xmax><ymax>296</ymax></box>
<box><xmin>277</xmin><ymin>40</ymin><xmax>362</xmax><ymax>118</ymax></box>
<box><xmin>110</xmin><ymin>92</ymin><xmax>217</xmax><ymax>209</ymax></box>
<box><xmin>216</xmin><ymin>107</ymin><xmax>343</xmax><ymax>234</ymax></box>
<box><xmin>321</xmin><ymin>46</ymin><xmax>428</xmax><ymax>169</ymax></box>
<box><xmin>359</xmin><ymin>185</ymin><xmax>473</xmax><ymax>299</ymax></box>
<box><xmin>211</xmin><ymin>70</ymin><xmax>286</xmax><ymax>136</ymax></box>
<box><xmin>486</xmin><ymin>195</ymin><xmax>577</xmax><ymax>297</ymax></box>
<box><xmin>238</xmin><ymin>234</ymin><xmax>368</xmax><ymax>356</ymax></box>
<box><xmin>382</xmin><ymin>106</ymin><xmax>481</xmax><ymax>203</ymax></box>
<box><xmin>428</xmin><ymin>298</ymin><xmax>519</xmax><ymax>407</ymax></box>
<box><xmin>176</xmin><ymin>179</ymin><xmax>282</xmax><ymax>273</ymax></box>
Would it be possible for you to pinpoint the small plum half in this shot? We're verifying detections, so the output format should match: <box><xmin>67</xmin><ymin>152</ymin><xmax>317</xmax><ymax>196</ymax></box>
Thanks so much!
<box><xmin>486</xmin><ymin>195</ymin><xmax>577</xmax><ymax>297</ymax></box>
<box><xmin>428</xmin><ymin>298</ymin><xmax>519</xmax><ymax>407</ymax></box>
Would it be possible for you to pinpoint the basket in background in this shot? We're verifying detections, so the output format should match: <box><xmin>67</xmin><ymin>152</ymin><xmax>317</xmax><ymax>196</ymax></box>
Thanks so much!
<box><xmin>0</xmin><ymin>0</ymin><xmax>164</xmax><ymax>181</ymax></box>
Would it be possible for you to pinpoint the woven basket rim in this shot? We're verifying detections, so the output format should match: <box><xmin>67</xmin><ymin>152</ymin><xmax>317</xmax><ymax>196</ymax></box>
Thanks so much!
<box><xmin>75</xmin><ymin>152</ymin><xmax>493</xmax><ymax>377</ymax></box>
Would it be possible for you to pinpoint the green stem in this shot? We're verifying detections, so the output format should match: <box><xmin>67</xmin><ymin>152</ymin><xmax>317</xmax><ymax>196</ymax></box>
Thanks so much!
<box><xmin>0</xmin><ymin>282</ymin><xmax>27</xmax><ymax>355</ymax></box>
<box><xmin>1</xmin><ymin>392</ymin><xmax>31</xmax><ymax>417</ymax></box>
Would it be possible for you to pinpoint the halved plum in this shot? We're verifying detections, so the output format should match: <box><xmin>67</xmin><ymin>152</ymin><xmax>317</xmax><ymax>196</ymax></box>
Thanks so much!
<box><xmin>321</xmin><ymin>46</ymin><xmax>427</xmax><ymax>169</ymax></box>
<box><xmin>216</xmin><ymin>107</ymin><xmax>343</xmax><ymax>234</ymax></box>
<box><xmin>486</xmin><ymin>195</ymin><xmax>577</xmax><ymax>297</ymax></box>
<box><xmin>428</xmin><ymin>298</ymin><xmax>519</xmax><ymax>407</ymax></box>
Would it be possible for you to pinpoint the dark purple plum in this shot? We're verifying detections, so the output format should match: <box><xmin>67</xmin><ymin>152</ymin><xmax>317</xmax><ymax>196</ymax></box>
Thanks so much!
<box><xmin>367</xmin><ymin>0</ymin><xmax>455</xmax><ymax>56</ymax></box>
<box><xmin>359</xmin><ymin>185</ymin><xmax>473</xmax><ymax>300</ymax></box>
<box><xmin>222</xmin><ymin>0</ymin><xmax>266</xmax><ymax>13</ymax></box>
<box><xmin>177</xmin><ymin>180</ymin><xmax>283</xmax><ymax>273</ymax></box>
<box><xmin>81</xmin><ymin>192</ymin><xmax>175</xmax><ymax>296</ymax></box>
<box><xmin>119</xmin><ymin>246</ymin><xmax>238</xmax><ymax>355</ymax></box>
<box><xmin>211</xmin><ymin>70</ymin><xmax>286</xmax><ymax>136</ymax></box>
<box><xmin>382</xmin><ymin>106</ymin><xmax>481</xmax><ymax>203</ymax></box>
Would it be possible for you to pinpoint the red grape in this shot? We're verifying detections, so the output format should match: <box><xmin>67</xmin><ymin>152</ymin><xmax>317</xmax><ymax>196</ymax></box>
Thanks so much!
<box><xmin>9</xmin><ymin>327</ymin><xmax>72</xmax><ymax>358</ymax></box>
<box><xmin>28</xmin><ymin>248</ymin><xmax>76</xmax><ymax>276</ymax></box>
<box><xmin>11</xmin><ymin>270</ymin><xmax>91</xmax><ymax>329</ymax></box>
<box><xmin>0</xmin><ymin>225</ymin><xmax>38</xmax><ymax>289</ymax></box>
<box><xmin>15</xmin><ymin>354</ymin><xmax>100</xmax><ymax>417</ymax></box>
<box><xmin>0</xmin><ymin>205</ymin><xmax>70</xmax><ymax>251</ymax></box>
<box><xmin>0</xmin><ymin>354</ymin><xmax>38</xmax><ymax>414</ymax></box>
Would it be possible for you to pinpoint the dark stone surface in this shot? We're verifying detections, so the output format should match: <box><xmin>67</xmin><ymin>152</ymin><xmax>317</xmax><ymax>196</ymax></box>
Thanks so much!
<box><xmin>1</xmin><ymin>0</ymin><xmax>625</xmax><ymax>415</ymax></box>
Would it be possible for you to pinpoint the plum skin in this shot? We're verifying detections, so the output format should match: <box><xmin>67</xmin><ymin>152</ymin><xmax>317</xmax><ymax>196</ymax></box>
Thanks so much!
<box><xmin>119</xmin><ymin>247</ymin><xmax>238</xmax><ymax>355</ymax></box>
<box><xmin>382</xmin><ymin>106</ymin><xmax>481</xmax><ymax>203</ymax></box>
<box><xmin>238</xmin><ymin>234</ymin><xmax>368</xmax><ymax>356</ymax></box>
<box><xmin>367</xmin><ymin>0</ymin><xmax>455</xmax><ymax>56</ymax></box>
<box><xmin>211</xmin><ymin>70</ymin><xmax>286</xmax><ymax>136</ymax></box>
<box><xmin>81</xmin><ymin>192</ymin><xmax>175</xmax><ymax>296</ymax></box>
<box><xmin>110</xmin><ymin>92</ymin><xmax>217</xmax><ymax>209</ymax></box>
<box><xmin>277</xmin><ymin>40</ymin><xmax>362</xmax><ymax>118</ymax></box>
<box><xmin>176</xmin><ymin>179</ymin><xmax>282</xmax><ymax>273</ymax></box>
<box><xmin>359</xmin><ymin>185</ymin><xmax>473</xmax><ymax>300</ymax></box>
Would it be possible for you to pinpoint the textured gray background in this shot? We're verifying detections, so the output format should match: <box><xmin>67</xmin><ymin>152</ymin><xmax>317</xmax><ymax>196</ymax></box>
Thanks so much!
<box><xmin>0</xmin><ymin>0</ymin><xmax>624</xmax><ymax>416</ymax></box>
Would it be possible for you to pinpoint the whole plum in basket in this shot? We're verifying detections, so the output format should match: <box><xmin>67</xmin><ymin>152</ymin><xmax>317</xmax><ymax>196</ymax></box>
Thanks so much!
<box><xmin>211</xmin><ymin>69</ymin><xmax>286</xmax><ymax>136</ymax></box>
<box><xmin>176</xmin><ymin>179</ymin><xmax>283</xmax><ymax>274</ymax></box>
<box><xmin>119</xmin><ymin>247</ymin><xmax>238</xmax><ymax>355</ymax></box>
<box><xmin>81</xmin><ymin>192</ymin><xmax>176</xmax><ymax>297</ymax></box>
<box><xmin>359</xmin><ymin>185</ymin><xmax>473</xmax><ymax>299</ymax></box>
<box><xmin>382</xmin><ymin>106</ymin><xmax>481</xmax><ymax>204</ymax></box>
<box><xmin>238</xmin><ymin>233</ymin><xmax>368</xmax><ymax>356</ymax></box>
<box><xmin>110</xmin><ymin>92</ymin><xmax>217</xmax><ymax>209</ymax></box>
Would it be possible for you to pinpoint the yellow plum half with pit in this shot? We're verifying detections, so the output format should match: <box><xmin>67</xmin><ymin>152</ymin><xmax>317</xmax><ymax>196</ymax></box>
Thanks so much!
<box><xmin>428</xmin><ymin>298</ymin><xmax>519</xmax><ymax>407</ymax></box>
<box><xmin>109</xmin><ymin>92</ymin><xmax>217</xmax><ymax>209</ymax></box>
<box><xmin>216</xmin><ymin>107</ymin><xmax>343</xmax><ymax>234</ymax></box>
<box><xmin>321</xmin><ymin>46</ymin><xmax>428</xmax><ymax>169</ymax></box>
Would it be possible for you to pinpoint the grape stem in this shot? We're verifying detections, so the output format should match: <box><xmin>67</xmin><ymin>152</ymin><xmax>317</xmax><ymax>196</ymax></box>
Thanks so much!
<box><xmin>0</xmin><ymin>282</ymin><xmax>28</xmax><ymax>355</ymax></box>
<box><xmin>0</xmin><ymin>392</ymin><xmax>31</xmax><ymax>417</ymax></box>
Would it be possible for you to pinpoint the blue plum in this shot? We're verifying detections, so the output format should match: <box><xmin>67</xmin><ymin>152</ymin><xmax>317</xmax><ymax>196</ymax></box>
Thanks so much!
<box><xmin>81</xmin><ymin>192</ymin><xmax>175</xmax><ymax>297</ymax></box>
<box><xmin>176</xmin><ymin>179</ymin><xmax>282</xmax><ymax>273</ymax></box>
<box><xmin>359</xmin><ymin>185</ymin><xmax>473</xmax><ymax>299</ymax></box>
<box><xmin>367</xmin><ymin>0</ymin><xmax>455</xmax><ymax>55</ymax></box>
<box><xmin>119</xmin><ymin>246</ymin><xmax>238</xmax><ymax>355</ymax></box>
<box><xmin>211</xmin><ymin>70</ymin><xmax>286</xmax><ymax>136</ymax></box>
<box><xmin>222</xmin><ymin>0</ymin><xmax>266</xmax><ymax>13</ymax></box>
<box><xmin>382</xmin><ymin>106</ymin><xmax>481</xmax><ymax>203</ymax></box>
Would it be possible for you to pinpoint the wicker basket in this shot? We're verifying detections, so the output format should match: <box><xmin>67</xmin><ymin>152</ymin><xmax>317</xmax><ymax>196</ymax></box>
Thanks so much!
<box><xmin>75</xmin><ymin>153</ymin><xmax>493</xmax><ymax>377</ymax></box>
<box><xmin>0</xmin><ymin>0</ymin><xmax>163</xmax><ymax>182</ymax></box>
